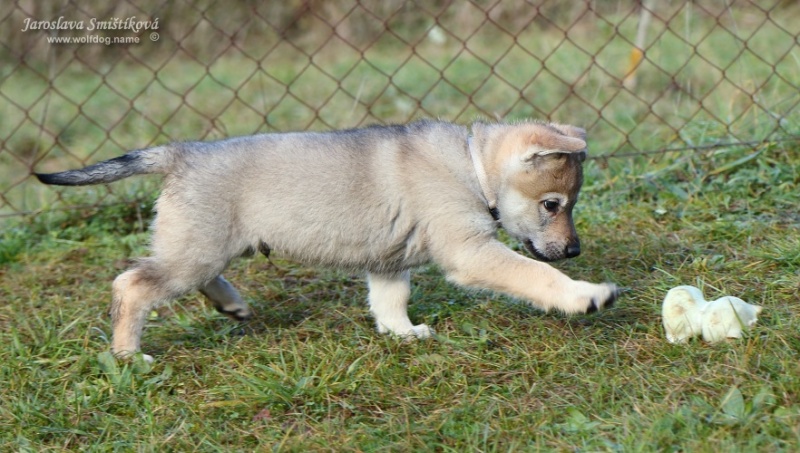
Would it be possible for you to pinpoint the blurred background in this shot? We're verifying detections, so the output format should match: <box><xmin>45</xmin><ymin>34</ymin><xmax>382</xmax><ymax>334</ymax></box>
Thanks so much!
<box><xmin>2</xmin><ymin>0</ymin><xmax>798</xmax><ymax>220</ymax></box>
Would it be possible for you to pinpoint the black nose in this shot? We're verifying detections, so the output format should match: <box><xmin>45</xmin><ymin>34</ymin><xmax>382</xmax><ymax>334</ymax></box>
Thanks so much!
<box><xmin>565</xmin><ymin>241</ymin><xmax>581</xmax><ymax>258</ymax></box>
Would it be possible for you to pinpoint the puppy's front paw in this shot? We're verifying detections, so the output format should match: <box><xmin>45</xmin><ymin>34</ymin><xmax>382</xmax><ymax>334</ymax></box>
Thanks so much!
<box><xmin>377</xmin><ymin>322</ymin><xmax>434</xmax><ymax>340</ymax></box>
<box><xmin>585</xmin><ymin>283</ymin><xmax>619</xmax><ymax>313</ymax></box>
<box><xmin>566</xmin><ymin>281</ymin><xmax>619</xmax><ymax>314</ymax></box>
<box><xmin>410</xmin><ymin>324</ymin><xmax>434</xmax><ymax>339</ymax></box>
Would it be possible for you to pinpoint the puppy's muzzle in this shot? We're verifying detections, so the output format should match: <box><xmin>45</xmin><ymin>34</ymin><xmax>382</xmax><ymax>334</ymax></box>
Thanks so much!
<box><xmin>524</xmin><ymin>238</ymin><xmax>581</xmax><ymax>262</ymax></box>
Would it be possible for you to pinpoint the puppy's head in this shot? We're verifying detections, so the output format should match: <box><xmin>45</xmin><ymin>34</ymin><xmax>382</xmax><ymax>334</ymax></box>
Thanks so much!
<box><xmin>479</xmin><ymin>121</ymin><xmax>588</xmax><ymax>262</ymax></box>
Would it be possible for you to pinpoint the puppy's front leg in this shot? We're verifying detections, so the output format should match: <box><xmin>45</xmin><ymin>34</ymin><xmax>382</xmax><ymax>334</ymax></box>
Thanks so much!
<box><xmin>367</xmin><ymin>270</ymin><xmax>433</xmax><ymax>339</ymax></box>
<box><xmin>444</xmin><ymin>240</ymin><xmax>618</xmax><ymax>314</ymax></box>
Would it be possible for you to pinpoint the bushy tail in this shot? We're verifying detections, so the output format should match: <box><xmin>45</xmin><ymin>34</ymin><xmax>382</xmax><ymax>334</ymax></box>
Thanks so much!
<box><xmin>35</xmin><ymin>146</ymin><xmax>172</xmax><ymax>186</ymax></box>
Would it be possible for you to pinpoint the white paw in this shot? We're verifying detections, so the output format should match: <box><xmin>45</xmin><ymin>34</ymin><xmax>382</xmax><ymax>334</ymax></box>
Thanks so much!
<box><xmin>376</xmin><ymin>322</ymin><xmax>390</xmax><ymax>335</ymax></box>
<box><xmin>410</xmin><ymin>324</ymin><xmax>434</xmax><ymax>339</ymax></box>
<box><xmin>376</xmin><ymin>322</ymin><xmax>434</xmax><ymax>339</ymax></box>
<box><xmin>566</xmin><ymin>281</ymin><xmax>619</xmax><ymax>314</ymax></box>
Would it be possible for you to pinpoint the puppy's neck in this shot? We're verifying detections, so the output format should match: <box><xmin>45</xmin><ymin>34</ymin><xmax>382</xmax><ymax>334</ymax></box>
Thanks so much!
<box><xmin>467</xmin><ymin>135</ymin><xmax>499</xmax><ymax>221</ymax></box>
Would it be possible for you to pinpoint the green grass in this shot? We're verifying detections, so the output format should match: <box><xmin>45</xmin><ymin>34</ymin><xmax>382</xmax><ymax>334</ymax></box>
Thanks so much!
<box><xmin>2</xmin><ymin>139</ymin><xmax>799</xmax><ymax>451</ymax></box>
<box><xmin>2</xmin><ymin>2</ymin><xmax>800</xmax><ymax>451</ymax></box>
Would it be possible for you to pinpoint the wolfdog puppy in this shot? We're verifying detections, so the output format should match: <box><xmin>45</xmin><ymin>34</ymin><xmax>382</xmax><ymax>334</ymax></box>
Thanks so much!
<box><xmin>37</xmin><ymin>120</ymin><xmax>618</xmax><ymax>361</ymax></box>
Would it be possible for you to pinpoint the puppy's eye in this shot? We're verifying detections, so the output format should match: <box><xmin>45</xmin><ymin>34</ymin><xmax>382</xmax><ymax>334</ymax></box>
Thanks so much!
<box><xmin>543</xmin><ymin>200</ymin><xmax>559</xmax><ymax>212</ymax></box>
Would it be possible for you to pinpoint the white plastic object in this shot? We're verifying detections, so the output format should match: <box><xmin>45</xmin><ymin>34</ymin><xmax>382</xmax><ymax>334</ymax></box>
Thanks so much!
<box><xmin>662</xmin><ymin>285</ymin><xmax>762</xmax><ymax>344</ymax></box>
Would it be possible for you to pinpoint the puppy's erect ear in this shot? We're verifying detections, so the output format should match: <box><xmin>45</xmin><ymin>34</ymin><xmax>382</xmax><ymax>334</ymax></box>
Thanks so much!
<box><xmin>522</xmin><ymin>124</ymin><xmax>587</xmax><ymax>162</ymax></box>
<box><xmin>549</xmin><ymin>123</ymin><xmax>587</xmax><ymax>141</ymax></box>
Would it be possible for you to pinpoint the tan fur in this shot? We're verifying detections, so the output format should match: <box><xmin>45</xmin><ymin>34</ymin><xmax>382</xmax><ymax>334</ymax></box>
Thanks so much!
<box><xmin>37</xmin><ymin>119</ymin><xmax>618</xmax><ymax>362</ymax></box>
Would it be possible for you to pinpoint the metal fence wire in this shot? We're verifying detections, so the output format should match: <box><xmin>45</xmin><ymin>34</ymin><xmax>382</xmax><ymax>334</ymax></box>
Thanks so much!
<box><xmin>2</xmin><ymin>0</ymin><xmax>799</xmax><ymax>219</ymax></box>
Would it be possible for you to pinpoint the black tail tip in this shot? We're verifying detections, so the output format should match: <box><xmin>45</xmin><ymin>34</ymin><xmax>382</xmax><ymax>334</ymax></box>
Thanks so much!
<box><xmin>34</xmin><ymin>172</ymin><xmax>80</xmax><ymax>186</ymax></box>
<box><xmin>34</xmin><ymin>172</ymin><xmax>59</xmax><ymax>185</ymax></box>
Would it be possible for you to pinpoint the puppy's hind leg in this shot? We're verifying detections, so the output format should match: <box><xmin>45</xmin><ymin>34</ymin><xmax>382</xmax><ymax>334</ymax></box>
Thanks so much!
<box><xmin>110</xmin><ymin>264</ymin><xmax>172</xmax><ymax>363</ymax></box>
<box><xmin>200</xmin><ymin>275</ymin><xmax>252</xmax><ymax>321</ymax></box>
<box><xmin>111</xmin><ymin>259</ymin><xmax>231</xmax><ymax>362</ymax></box>
<box><xmin>368</xmin><ymin>270</ymin><xmax>432</xmax><ymax>339</ymax></box>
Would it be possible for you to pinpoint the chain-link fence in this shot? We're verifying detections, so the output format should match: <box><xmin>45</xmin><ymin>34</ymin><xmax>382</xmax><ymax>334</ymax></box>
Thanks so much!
<box><xmin>2</xmin><ymin>0</ymin><xmax>799</xmax><ymax>220</ymax></box>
